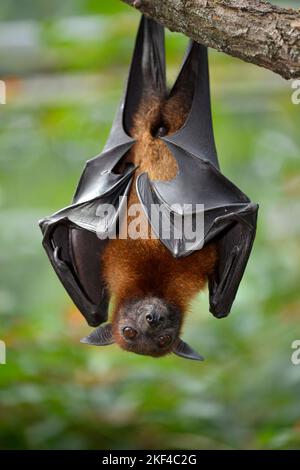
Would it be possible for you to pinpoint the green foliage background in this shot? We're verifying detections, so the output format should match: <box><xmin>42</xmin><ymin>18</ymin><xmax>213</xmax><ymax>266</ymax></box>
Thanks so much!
<box><xmin>0</xmin><ymin>0</ymin><xmax>300</xmax><ymax>450</ymax></box>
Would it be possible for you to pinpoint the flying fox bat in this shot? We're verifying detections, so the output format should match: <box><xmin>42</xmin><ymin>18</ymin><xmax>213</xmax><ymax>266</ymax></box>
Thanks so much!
<box><xmin>40</xmin><ymin>16</ymin><xmax>258</xmax><ymax>361</ymax></box>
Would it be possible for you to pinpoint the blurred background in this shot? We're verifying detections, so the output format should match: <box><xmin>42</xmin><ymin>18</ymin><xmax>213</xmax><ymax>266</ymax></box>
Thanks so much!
<box><xmin>0</xmin><ymin>0</ymin><xmax>300</xmax><ymax>450</ymax></box>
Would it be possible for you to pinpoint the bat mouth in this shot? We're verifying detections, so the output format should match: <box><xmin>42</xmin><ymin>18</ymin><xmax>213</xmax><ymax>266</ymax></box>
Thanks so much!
<box><xmin>118</xmin><ymin>331</ymin><xmax>177</xmax><ymax>358</ymax></box>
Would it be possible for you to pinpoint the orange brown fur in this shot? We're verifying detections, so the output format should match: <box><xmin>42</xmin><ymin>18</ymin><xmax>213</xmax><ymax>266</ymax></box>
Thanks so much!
<box><xmin>102</xmin><ymin>91</ymin><xmax>217</xmax><ymax>328</ymax></box>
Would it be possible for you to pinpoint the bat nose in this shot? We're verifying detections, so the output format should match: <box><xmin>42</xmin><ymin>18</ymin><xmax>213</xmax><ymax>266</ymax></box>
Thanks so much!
<box><xmin>145</xmin><ymin>311</ymin><xmax>163</xmax><ymax>326</ymax></box>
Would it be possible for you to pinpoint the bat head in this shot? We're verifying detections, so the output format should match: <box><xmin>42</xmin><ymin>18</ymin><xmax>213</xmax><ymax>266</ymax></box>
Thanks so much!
<box><xmin>113</xmin><ymin>297</ymin><xmax>181</xmax><ymax>357</ymax></box>
<box><xmin>81</xmin><ymin>296</ymin><xmax>204</xmax><ymax>361</ymax></box>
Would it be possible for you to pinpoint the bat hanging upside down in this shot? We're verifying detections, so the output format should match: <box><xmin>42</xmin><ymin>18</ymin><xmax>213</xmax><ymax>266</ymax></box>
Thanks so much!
<box><xmin>40</xmin><ymin>16</ymin><xmax>258</xmax><ymax>361</ymax></box>
<box><xmin>100</xmin><ymin>94</ymin><xmax>217</xmax><ymax>360</ymax></box>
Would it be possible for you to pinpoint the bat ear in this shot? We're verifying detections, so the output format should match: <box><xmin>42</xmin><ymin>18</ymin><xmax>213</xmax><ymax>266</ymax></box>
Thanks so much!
<box><xmin>80</xmin><ymin>323</ymin><xmax>115</xmax><ymax>346</ymax></box>
<box><xmin>173</xmin><ymin>338</ymin><xmax>204</xmax><ymax>361</ymax></box>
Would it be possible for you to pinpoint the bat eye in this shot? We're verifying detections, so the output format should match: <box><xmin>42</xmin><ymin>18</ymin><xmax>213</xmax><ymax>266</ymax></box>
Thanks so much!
<box><xmin>158</xmin><ymin>334</ymin><xmax>172</xmax><ymax>348</ymax></box>
<box><xmin>123</xmin><ymin>326</ymin><xmax>137</xmax><ymax>340</ymax></box>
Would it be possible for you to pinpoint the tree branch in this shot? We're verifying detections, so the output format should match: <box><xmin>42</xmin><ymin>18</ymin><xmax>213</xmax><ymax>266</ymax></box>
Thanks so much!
<box><xmin>121</xmin><ymin>0</ymin><xmax>300</xmax><ymax>79</ymax></box>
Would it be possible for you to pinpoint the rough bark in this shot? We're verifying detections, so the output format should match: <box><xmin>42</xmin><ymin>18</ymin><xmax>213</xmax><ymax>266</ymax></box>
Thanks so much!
<box><xmin>121</xmin><ymin>0</ymin><xmax>300</xmax><ymax>79</ymax></box>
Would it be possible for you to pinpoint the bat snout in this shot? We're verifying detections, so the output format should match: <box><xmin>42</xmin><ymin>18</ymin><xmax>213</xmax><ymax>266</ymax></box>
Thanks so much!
<box><xmin>139</xmin><ymin>299</ymin><xmax>169</xmax><ymax>329</ymax></box>
<box><xmin>145</xmin><ymin>311</ymin><xmax>164</xmax><ymax>327</ymax></box>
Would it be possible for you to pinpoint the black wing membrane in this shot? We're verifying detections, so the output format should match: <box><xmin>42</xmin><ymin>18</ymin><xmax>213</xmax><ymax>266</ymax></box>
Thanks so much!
<box><xmin>136</xmin><ymin>39</ymin><xmax>259</xmax><ymax>318</ymax></box>
<box><xmin>39</xmin><ymin>168</ymin><xmax>134</xmax><ymax>326</ymax></box>
<box><xmin>40</xmin><ymin>219</ymin><xmax>109</xmax><ymax>327</ymax></box>
<box><xmin>164</xmin><ymin>42</ymin><xmax>219</xmax><ymax>169</ymax></box>
<box><xmin>104</xmin><ymin>15</ymin><xmax>166</xmax><ymax>151</ymax></box>
<box><xmin>208</xmin><ymin>203</ymin><xmax>258</xmax><ymax>317</ymax></box>
<box><xmin>122</xmin><ymin>15</ymin><xmax>166</xmax><ymax>136</ymax></box>
<box><xmin>40</xmin><ymin>16</ymin><xmax>166</xmax><ymax>326</ymax></box>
